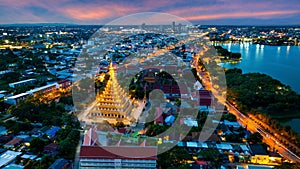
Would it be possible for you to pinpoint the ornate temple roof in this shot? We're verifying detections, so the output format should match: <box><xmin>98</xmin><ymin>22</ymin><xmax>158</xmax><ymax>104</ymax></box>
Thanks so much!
<box><xmin>89</xmin><ymin>63</ymin><xmax>134</xmax><ymax>124</ymax></box>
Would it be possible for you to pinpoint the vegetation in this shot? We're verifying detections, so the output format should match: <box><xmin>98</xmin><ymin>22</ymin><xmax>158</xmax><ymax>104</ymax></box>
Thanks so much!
<box><xmin>197</xmin><ymin>148</ymin><xmax>223</xmax><ymax>168</ymax></box>
<box><xmin>226</xmin><ymin>68</ymin><xmax>300</xmax><ymax>154</ymax></box>
<box><xmin>4</xmin><ymin>93</ymin><xmax>81</xmax><ymax>167</ymax></box>
<box><xmin>214</xmin><ymin>46</ymin><xmax>241</xmax><ymax>61</ymax></box>
<box><xmin>221</xmin><ymin>113</ymin><xmax>237</xmax><ymax>122</ymax></box>
<box><xmin>29</xmin><ymin>137</ymin><xmax>46</xmax><ymax>154</ymax></box>
<box><xmin>226</xmin><ymin>68</ymin><xmax>300</xmax><ymax>116</ymax></box>
<box><xmin>275</xmin><ymin>162</ymin><xmax>300</xmax><ymax>169</ymax></box>
<box><xmin>158</xmin><ymin>146</ymin><xmax>192</xmax><ymax>168</ymax></box>
<box><xmin>56</xmin><ymin>127</ymin><xmax>80</xmax><ymax>159</ymax></box>
<box><xmin>1</xmin><ymin>120</ymin><xmax>33</xmax><ymax>134</ymax></box>
<box><xmin>247</xmin><ymin>132</ymin><xmax>263</xmax><ymax>144</ymax></box>
<box><xmin>8</xmin><ymin>97</ymin><xmax>66</xmax><ymax>126</ymax></box>
<box><xmin>146</xmin><ymin>124</ymin><xmax>168</xmax><ymax>137</ymax></box>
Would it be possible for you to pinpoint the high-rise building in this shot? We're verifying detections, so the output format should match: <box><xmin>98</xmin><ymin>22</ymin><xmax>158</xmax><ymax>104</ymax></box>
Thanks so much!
<box><xmin>172</xmin><ymin>21</ymin><xmax>176</xmax><ymax>32</ymax></box>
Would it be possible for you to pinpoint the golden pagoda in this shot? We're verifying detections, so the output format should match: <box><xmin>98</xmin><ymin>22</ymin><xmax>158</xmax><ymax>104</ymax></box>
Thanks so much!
<box><xmin>88</xmin><ymin>63</ymin><xmax>135</xmax><ymax>125</ymax></box>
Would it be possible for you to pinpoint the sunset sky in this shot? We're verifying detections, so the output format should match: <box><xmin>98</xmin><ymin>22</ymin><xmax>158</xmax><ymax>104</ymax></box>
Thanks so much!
<box><xmin>0</xmin><ymin>0</ymin><xmax>299</xmax><ymax>25</ymax></box>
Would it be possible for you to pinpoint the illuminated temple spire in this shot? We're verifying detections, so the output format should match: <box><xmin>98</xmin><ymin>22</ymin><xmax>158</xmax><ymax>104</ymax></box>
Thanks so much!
<box><xmin>89</xmin><ymin>63</ymin><xmax>134</xmax><ymax>124</ymax></box>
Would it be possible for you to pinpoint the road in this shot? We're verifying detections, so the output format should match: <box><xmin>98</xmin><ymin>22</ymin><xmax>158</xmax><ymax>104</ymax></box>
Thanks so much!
<box><xmin>226</xmin><ymin>101</ymin><xmax>300</xmax><ymax>163</ymax></box>
<box><xmin>247</xmin><ymin>113</ymin><xmax>300</xmax><ymax>155</ymax></box>
<box><xmin>192</xmin><ymin>45</ymin><xmax>300</xmax><ymax>163</ymax></box>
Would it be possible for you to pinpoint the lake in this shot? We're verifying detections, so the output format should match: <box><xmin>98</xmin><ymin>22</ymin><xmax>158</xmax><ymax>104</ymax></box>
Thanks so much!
<box><xmin>277</xmin><ymin>118</ymin><xmax>300</xmax><ymax>134</ymax></box>
<box><xmin>217</xmin><ymin>42</ymin><xmax>300</xmax><ymax>133</ymax></box>
<box><xmin>218</xmin><ymin>42</ymin><xmax>300</xmax><ymax>94</ymax></box>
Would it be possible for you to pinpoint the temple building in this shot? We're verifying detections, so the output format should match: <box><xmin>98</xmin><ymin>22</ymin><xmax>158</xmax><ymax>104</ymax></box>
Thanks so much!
<box><xmin>88</xmin><ymin>63</ymin><xmax>135</xmax><ymax>125</ymax></box>
<box><xmin>79</xmin><ymin>127</ymin><xmax>157</xmax><ymax>169</ymax></box>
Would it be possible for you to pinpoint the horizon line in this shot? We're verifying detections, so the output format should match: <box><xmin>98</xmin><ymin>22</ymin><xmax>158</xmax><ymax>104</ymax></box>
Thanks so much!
<box><xmin>1</xmin><ymin>22</ymin><xmax>300</xmax><ymax>27</ymax></box>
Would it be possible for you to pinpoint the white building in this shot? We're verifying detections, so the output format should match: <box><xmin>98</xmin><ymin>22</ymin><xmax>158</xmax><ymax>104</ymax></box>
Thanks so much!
<box><xmin>9</xmin><ymin>79</ymin><xmax>36</xmax><ymax>88</ymax></box>
<box><xmin>4</xmin><ymin>93</ymin><xmax>29</xmax><ymax>105</ymax></box>
<box><xmin>0</xmin><ymin>151</ymin><xmax>22</xmax><ymax>168</ymax></box>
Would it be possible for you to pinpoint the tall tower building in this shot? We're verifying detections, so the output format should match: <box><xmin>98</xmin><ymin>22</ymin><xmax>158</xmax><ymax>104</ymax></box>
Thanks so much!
<box><xmin>172</xmin><ymin>21</ymin><xmax>176</xmax><ymax>32</ymax></box>
<box><xmin>88</xmin><ymin>63</ymin><xmax>135</xmax><ymax>124</ymax></box>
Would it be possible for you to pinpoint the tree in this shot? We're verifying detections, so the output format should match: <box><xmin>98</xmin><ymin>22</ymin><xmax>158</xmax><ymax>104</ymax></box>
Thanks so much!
<box><xmin>275</xmin><ymin>162</ymin><xmax>300</xmax><ymax>169</ymax></box>
<box><xmin>222</xmin><ymin>113</ymin><xmax>237</xmax><ymax>122</ymax></box>
<box><xmin>248</xmin><ymin>132</ymin><xmax>263</xmax><ymax>144</ymax></box>
<box><xmin>1</xmin><ymin>72</ymin><xmax>20</xmax><ymax>83</ymax></box>
<box><xmin>58</xmin><ymin>139</ymin><xmax>75</xmax><ymax>159</ymax></box>
<box><xmin>158</xmin><ymin>147</ymin><xmax>192</xmax><ymax>168</ymax></box>
<box><xmin>225</xmin><ymin>133</ymin><xmax>242</xmax><ymax>143</ymax></box>
<box><xmin>59</xmin><ymin>96</ymin><xmax>73</xmax><ymax>105</ymax></box>
<box><xmin>30</xmin><ymin>137</ymin><xmax>45</xmax><ymax>154</ymax></box>
<box><xmin>197</xmin><ymin>148</ymin><xmax>223</xmax><ymax>168</ymax></box>
<box><xmin>146</xmin><ymin>124</ymin><xmax>167</xmax><ymax>137</ymax></box>
<box><xmin>39</xmin><ymin>155</ymin><xmax>55</xmax><ymax>169</ymax></box>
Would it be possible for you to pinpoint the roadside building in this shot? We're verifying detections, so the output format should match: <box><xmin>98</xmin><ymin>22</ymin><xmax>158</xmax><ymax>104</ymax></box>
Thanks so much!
<box><xmin>249</xmin><ymin>144</ymin><xmax>269</xmax><ymax>165</ymax></box>
<box><xmin>4</xmin><ymin>93</ymin><xmax>29</xmax><ymax>105</ymax></box>
<box><xmin>9</xmin><ymin>79</ymin><xmax>36</xmax><ymax>88</ymax></box>
<box><xmin>26</xmin><ymin>83</ymin><xmax>58</xmax><ymax>95</ymax></box>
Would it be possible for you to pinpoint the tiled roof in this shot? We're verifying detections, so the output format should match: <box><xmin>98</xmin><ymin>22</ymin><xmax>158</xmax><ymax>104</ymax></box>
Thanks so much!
<box><xmin>5</xmin><ymin>138</ymin><xmax>23</xmax><ymax>146</ymax></box>
<box><xmin>80</xmin><ymin>146</ymin><xmax>157</xmax><ymax>160</ymax></box>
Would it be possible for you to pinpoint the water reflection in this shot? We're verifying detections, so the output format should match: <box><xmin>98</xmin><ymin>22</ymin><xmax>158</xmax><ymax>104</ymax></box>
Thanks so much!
<box><xmin>220</xmin><ymin>43</ymin><xmax>300</xmax><ymax>134</ymax></box>
<box><xmin>255</xmin><ymin>44</ymin><xmax>260</xmax><ymax>59</ymax></box>
<box><xmin>220</xmin><ymin>43</ymin><xmax>300</xmax><ymax>93</ymax></box>
<box><xmin>286</xmin><ymin>46</ymin><xmax>290</xmax><ymax>55</ymax></box>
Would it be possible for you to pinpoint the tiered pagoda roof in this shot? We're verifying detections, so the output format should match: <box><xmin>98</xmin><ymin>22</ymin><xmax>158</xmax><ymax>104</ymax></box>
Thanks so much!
<box><xmin>89</xmin><ymin>63</ymin><xmax>134</xmax><ymax>124</ymax></box>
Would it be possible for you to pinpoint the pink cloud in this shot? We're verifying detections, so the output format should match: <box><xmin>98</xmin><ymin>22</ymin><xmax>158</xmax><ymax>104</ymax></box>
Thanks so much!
<box><xmin>184</xmin><ymin>10</ymin><xmax>300</xmax><ymax>20</ymax></box>
<box><xmin>1</xmin><ymin>0</ymin><xmax>300</xmax><ymax>24</ymax></box>
<box><xmin>57</xmin><ymin>4</ymin><xmax>142</xmax><ymax>21</ymax></box>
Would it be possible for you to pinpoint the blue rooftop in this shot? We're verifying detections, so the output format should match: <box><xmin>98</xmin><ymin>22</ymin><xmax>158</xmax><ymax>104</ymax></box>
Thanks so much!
<box><xmin>45</xmin><ymin>126</ymin><xmax>61</xmax><ymax>138</ymax></box>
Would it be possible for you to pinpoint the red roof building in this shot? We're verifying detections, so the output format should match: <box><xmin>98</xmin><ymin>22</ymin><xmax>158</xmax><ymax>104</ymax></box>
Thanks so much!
<box><xmin>79</xmin><ymin>145</ymin><xmax>157</xmax><ymax>169</ymax></box>
<box><xmin>4</xmin><ymin>138</ymin><xmax>23</xmax><ymax>149</ymax></box>
<box><xmin>199</xmin><ymin>90</ymin><xmax>214</xmax><ymax>107</ymax></box>
<box><xmin>155</xmin><ymin>107</ymin><xmax>163</xmax><ymax>124</ymax></box>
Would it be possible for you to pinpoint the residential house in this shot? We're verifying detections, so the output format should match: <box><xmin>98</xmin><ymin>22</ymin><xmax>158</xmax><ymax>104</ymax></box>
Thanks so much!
<box><xmin>0</xmin><ymin>150</ymin><xmax>22</xmax><ymax>168</ymax></box>
<box><xmin>48</xmin><ymin>158</ymin><xmax>70</xmax><ymax>169</ymax></box>
<box><xmin>4</xmin><ymin>138</ymin><xmax>23</xmax><ymax>149</ymax></box>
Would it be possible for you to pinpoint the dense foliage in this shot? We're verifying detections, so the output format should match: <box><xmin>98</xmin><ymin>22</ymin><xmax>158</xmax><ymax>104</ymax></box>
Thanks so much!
<box><xmin>226</xmin><ymin>68</ymin><xmax>300</xmax><ymax>116</ymax></box>
<box><xmin>214</xmin><ymin>46</ymin><xmax>241</xmax><ymax>61</ymax></box>
<box><xmin>158</xmin><ymin>146</ymin><xmax>192</xmax><ymax>168</ymax></box>
<box><xmin>5</xmin><ymin>93</ymin><xmax>81</xmax><ymax>168</ymax></box>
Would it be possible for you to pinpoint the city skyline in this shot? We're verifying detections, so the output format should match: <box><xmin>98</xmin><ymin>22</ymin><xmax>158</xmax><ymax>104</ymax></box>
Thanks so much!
<box><xmin>1</xmin><ymin>0</ymin><xmax>300</xmax><ymax>25</ymax></box>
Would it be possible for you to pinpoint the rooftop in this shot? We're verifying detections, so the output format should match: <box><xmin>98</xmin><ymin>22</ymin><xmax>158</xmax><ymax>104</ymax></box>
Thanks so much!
<box><xmin>6</xmin><ymin>93</ymin><xmax>29</xmax><ymax>99</ymax></box>
<box><xmin>0</xmin><ymin>150</ymin><xmax>22</xmax><ymax>168</ymax></box>
<box><xmin>249</xmin><ymin>144</ymin><xmax>268</xmax><ymax>156</ymax></box>
<box><xmin>80</xmin><ymin>146</ymin><xmax>157</xmax><ymax>160</ymax></box>
<box><xmin>27</xmin><ymin>83</ymin><xmax>57</xmax><ymax>94</ymax></box>
<box><xmin>48</xmin><ymin>158</ymin><xmax>69</xmax><ymax>169</ymax></box>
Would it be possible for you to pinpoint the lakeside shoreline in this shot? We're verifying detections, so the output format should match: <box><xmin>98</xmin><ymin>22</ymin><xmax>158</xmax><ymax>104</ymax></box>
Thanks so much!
<box><xmin>216</xmin><ymin>42</ymin><xmax>300</xmax><ymax>94</ymax></box>
<box><xmin>218</xmin><ymin>43</ymin><xmax>300</xmax><ymax>134</ymax></box>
